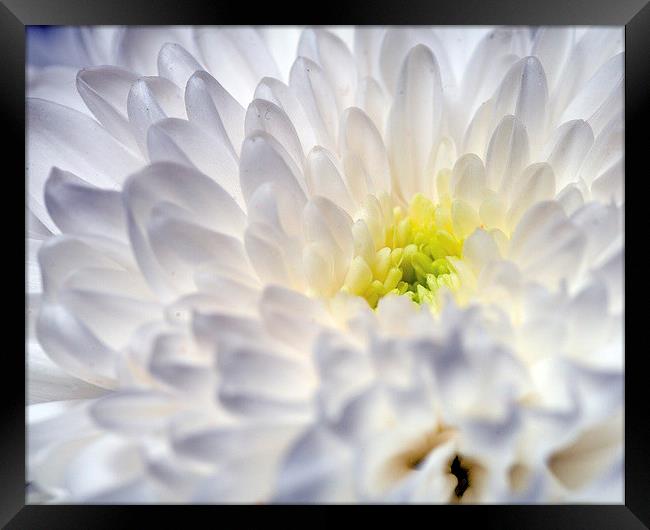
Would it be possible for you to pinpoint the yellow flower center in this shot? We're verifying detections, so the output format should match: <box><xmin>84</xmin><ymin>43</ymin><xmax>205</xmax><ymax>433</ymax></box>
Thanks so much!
<box><xmin>342</xmin><ymin>193</ymin><xmax>464</xmax><ymax>308</ymax></box>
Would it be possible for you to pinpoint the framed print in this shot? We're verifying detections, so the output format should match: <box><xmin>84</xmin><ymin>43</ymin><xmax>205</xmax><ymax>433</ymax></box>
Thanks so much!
<box><xmin>3</xmin><ymin>0</ymin><xmax>648</xmax><ymax>527</ymax></box>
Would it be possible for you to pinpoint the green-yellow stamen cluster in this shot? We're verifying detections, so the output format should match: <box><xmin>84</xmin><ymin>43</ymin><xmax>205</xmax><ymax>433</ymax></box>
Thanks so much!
<box><xmin>342</xmin><ymin>194</ymin><xmax>463</xmax><ymax>308</ymax></box>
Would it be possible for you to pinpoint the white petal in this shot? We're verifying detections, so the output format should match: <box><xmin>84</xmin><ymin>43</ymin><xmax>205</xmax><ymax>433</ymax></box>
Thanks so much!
<box><xmin>148</xmin><ymin>207</ymin><xmax>253</xmax><ymax>286</ymax></box>
<box><xmin>174</xmin><ymin>424</ymin><xmax>301</xmax><ymax>466</ymax></box>
<box><xmin>354</xmin><ymin>27</ymin><xmax>385</xmax><ymax>79</ymax></box>
<box><xmin>298</xmin><ymin>28</ymin><xmax>357</xmax><ymax>111</ymax></box>
<box><xmin>61</xmin><ymin>266</ymin><xmax>154</xmax><ymax>301</ymax></box>
<box><xmin>359</xmin><ymin>420</ymin><xmax>456</xmax><ymax>501</ymax></box>
<box><xmin>44</xmin><ymin>168</ymin><xmax>127</xmax><ymax>241</ymax></box>
<box><xmin>80</xmin><ymin>478</ymin><xmax>158</xmax><ymax>503</ymax></box>
<box><xmin>116</xmin><ymin>26</ymin><xmax>196</xmax><ymax>76</ymax></box>
<box><xmin>544</xmin><ymin>119</ymin><xmax>594</xmax><ymax>189</ymax></box>
<box><xmin>126</xmin><ymin>75</ymin><xmax>186</xmax><ymax>155</ymax></box>
<box><xmin>556</xmin><ymin>183</ymin><xmax>585</xmax><ymax>216</ymax></box>
<box><xmin>476</xmin><ymin>259</ymin><xmax>522</xmax><ymax>301</ymax></box>
<box><xmin>450</xmin><ymin>153</ymin><xmax>486</xmax><ymax>209</ymax></box>
<box><xmin>191</xmin><ymin>274</ymin><xmax>261</xmax><ymax>317</ymax></box>
<box><xmin>303</xmin><ymin>196</ymin><xmax>354</xmax><ymax>287</ymax></box>
<box><xmin>29</xmin><ymin>430</ymin><xmax>101</xmax><ymax>496</ymax></box>
<box><xmin>326</xmin><ymin>27</ymin><xmax>355</xmax><ymax>55</ymax></box>
<box><xmin>387</xmin><ymin>44</ymin><xmax>443</xmax><ymax>201</ymax></box>
<box><xmin>565</xmin><ymin>282</ymin><xmax>611</xmax><ymax>356</ymax></box>
<box><xmin>492</xmin><ymin>56</ymin><xmax>548</xmax><ymax>150</ymax></box>
<box><xmin>244</xmin><ymin>223</ymin><xmax>293</xmax><ymax>288</ymax></box>
<box><xmin>568</xmin><ymin>452</ymin><xmax>623</xmax><ymax>503</ymax></box>
<box><xmin>462</xmin><ymin>99</ymin><xmax>495</xmax><ymax>158</ymax></box>
<box><xmin>531</xmin><ymin>27</ymin><xmax>575</xmax><ymax>92</ymax></box>
<box><xmin>247</xmin><ymin>180</ymin><xmax>303</xmax><ymax>239</ymax></box>
<box><xmin>28</xmin><ymin>66</ymin><xmax>88</xmax><ymax>114</ymax></box>
<box><xmin>185</xmin><ymin>70</ymin><xmax>245</xmax><ymax>157</ymax></box>
<box><xmin>239</xmin><ymin>131</ymin><xmax>307</xmax><ymax>206</ymax></box>
<box><xmin>217</xmin><ymin>346</ymin><xmax>313</xmax><ymax>406</ymax></box>
<box><xmin>340</xmin><ymin>107</ymin><xmax>391</xmax><ymax>201</ymax></box>
<box><xmin>462</xmin><ymin>228</ymin><xmax>501</xmax><ymax>273</ymax></box>
<box><xmin>90</xmin><ymin>390</ymin><xmax>183</xmax><ymax>434</ymax></box>
<box><xmin>332</xmin><ymin>386</ymin><xmax>397</xmax><ymax>446</ymax></box>
<box><xmin>260</xmin><ymin>285</ymin><xmax>332</xmax><ymax>350</ymax></box>
<box><xmin>195</xmin><ymin>26</ymin><xmax>280</xmax><ymax>107</ymax></box>
<box><xmin>59</xmin><ymin>287</ymin><xmax>161</xmax><ymax>349</ymax></box>
<box><xmin>547</xmin><ymin>413</ymin><xmax>622</xmax><ymax>493</ymax></box>
<box><xmin>28</xmin><ymin>27</ymin><xmax>92</xmax><ymax>67</ymax></box>
<box><xmin>561</xmin><ymin>53</ymin><xmax>623</xmax><ymax>136</ymax></box>
<box><xmin>254</xmin><ymin>76</ymin><xmax>317</xmax><ymax>155</ymax></box>
<box><xmin>569</xmin><ymin>362</ymin><xmax>623</xmax><ymax>426</ymax></box>
<box><xmin>351</xmin><ymin>219</ymin><xmax>377</xmax><ymax>266</ymax></box>
<box><xmin>146</xmin><ymin>118</ymin><xmax>241</xmax><ymax>204</ymax></box>
<box><xmin>27</xmin><ymin>342</ymin><xmax>108</xmax><ymax>405</ymax></box>
<box><xmin>485</xmin><ymin>115</ymin><xmax>530</xmax><ymax>194</ymax></box>
<box><xmin>303</xmin><ymin>242</ymin><xmax>336</xmax><ymax>296</ymax></box>
<box><xmin>591</xmin><ymin>248</ymin><xmax>623</xmax><ymax>313</ymax></box>
<box><xmin>191</xmin><ymin>457</ymin><xmax>282</xmax><ymax>503</ymax></box>
<box><xmin>478</xmin><ymin>191</ymin><xmax>507</xmax><ymax>232</ymax></box>
<box><xmin>192</xmin><ymin>312</ymin><xmax>287</xmax><ymax>363</ymax></box>
<box><xmin>76</xmin><ymin>66</ymin><xmax>139</xmax><ymax>151</ymax></box>
<box><xmin>303</xmin><ymin>196</ymin><xmax>353</xmax><ymax>258</ymax></box>
<box><xmin>127</xmin><ymin>160</ymin><xmax>245</xmax><ymax>236</ymax></box>
<box><xmin>245</xmin><ymin>99</ymin><xmax>304</xmax><ymax>168</ymax></box>
<box><xmin>274</xmin><ymin>426</ymin><xmax>355</xmax><ymax>502</ymax></box>
<box><xmin>157</xmin><ymin>42</ymin><xmax>203</xmax><ymax>90</ymax></box>
<box><xmin>460</xmin><ymin>28</ymin><xmax>529</xmax><ymax>118</ymax></box>
<box><xmin>218</xmin><ymin>391</ymin><xmax>312</xmax><ymax>420</ymax></box>
<box><xmin>572</xmin><ymin>28</ymin><xmax>623</xmax><ymax>77</ymax></box>
<box><xmin>551</xmin><ymin>28</ymin><xmax>623</xmax><ymax>123</ymax></box>
<box><xmin>147</xmin><ymin>332</ymin><xmax>215</xmax><ymax>396</ymax></box>
<box><xmin>425</xmin><ymin>136</ymin><xmax>458</xmax><ymax>201</ymax></box>
<box><xmin>510</xmin><ymin>201</ymin><xmax>586</xmax><ymax>286</ymax></box>
<box><xmin>27</xmin><ymin>208</ymin><xmax>53</xmax><ymax>240</ymax></box>
<box><xmin>509</xmin><ymin>200</ymin><xmax>566</xmax><ymax>264</ymax></box>
<box><xmin>289</xmin><ymin>57</ymin><xmax>339</xmax><ymax>153</ymax></box>
<box><xmin>578</xmin><ymin>114</ymin><xmax>623</xmax><ymax>186</ymax></box>
<box><xmin>27</xmin><ymin>98</ymin><xmax>142</xmax><ymax>231</ymax></box>
<box><xmin>38</xmin><ymin>235</ymin><xmax>127</xmax><ymax>297</ymax></box>
<box><xmin>124</xmin><ymin>162</ymin><xmax>245</xmax><ymax>298</ymax></box>
<box><xmin>506</xmin><ymin>162</ymin><xmax>556</xmax><ymax>230</ymax></box>
<box><xmin>355</xmin><ymin>76</ymin><xmax>388</xmax><ymax>133</ymax></box>
<box><xmin>243</xmin><ymin>185</ymin><xmax>306</xmax><ymax>288</ymax></box>
<box><xmin>591</xmin><ymin>158</ymin><xmax>623</xmax><ymax>204</ymax></box>
<box><xmin>28</xmin><ymin>400</ymin><xmax>97</xmax><ymax>460</ymax></box>
<box><xmin>36</xmin><ymin>302</ymin><xmax>117</xmax><ymax>388</ymax></box>
<box><xmin>571</xmin><ymin>201</ymin><xmax>621</xmax><ymax>265</ymax></box>
<box><xmin>379</xmin><ymin>28</ymin><xmax>455</xmax><ymax>98</ymax></box>
<box><xmin>451</xmin><ymin>199</ymin><xmax>481</xmax><ymax>239</ymax></box>
<box><xmin>64</xmin><ymin>436</ymin><xmax>145</xmax><ymax>500</ymax></box>
<box><xmin>79</xmin><ymin>26</ymin><xmax>122</xmax><ymax>65</ymax></box>
<box><xmin>304</xmin><ymin>146</ymin><xmax>355</xmax><ymax>213</ymax></box>
<box><xmin>259</xmin><ymin>26</ymin><xmax>302</xmax><ymax>82</ymax></box>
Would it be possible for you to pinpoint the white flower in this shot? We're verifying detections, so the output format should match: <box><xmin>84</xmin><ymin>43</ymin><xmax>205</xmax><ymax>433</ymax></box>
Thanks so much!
<box><xmin>26</xmin><ymin>26</ymin><xmax>624</xmax><ymax>503</ymax></box>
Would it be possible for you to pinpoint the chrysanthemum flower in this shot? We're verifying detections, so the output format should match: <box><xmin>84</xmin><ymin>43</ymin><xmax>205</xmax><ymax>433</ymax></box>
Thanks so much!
<box><xmin>26</xmin><ymin>26</ymin><xmax>624</xmax><ymax>503</ymax></box>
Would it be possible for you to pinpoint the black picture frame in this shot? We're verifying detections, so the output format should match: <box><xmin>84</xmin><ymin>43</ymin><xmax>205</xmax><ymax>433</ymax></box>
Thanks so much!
<box><xmin>6</xmin><ymin>0</ymin><xmax>647</xmax><ymax>527</ymax></box>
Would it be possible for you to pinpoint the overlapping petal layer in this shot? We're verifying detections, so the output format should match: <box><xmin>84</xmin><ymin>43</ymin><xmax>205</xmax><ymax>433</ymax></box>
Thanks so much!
<box><xmin>26</xmin><ymin>26</ymin><xmax>623</xmax><ymax>503</ymax></box>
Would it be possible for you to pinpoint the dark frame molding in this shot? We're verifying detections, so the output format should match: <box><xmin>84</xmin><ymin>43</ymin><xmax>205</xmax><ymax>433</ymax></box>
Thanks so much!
<box><xmin>6</xmin><ymin>0</ymin><xmax>648</xmax><ymax>527</ymax></box>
